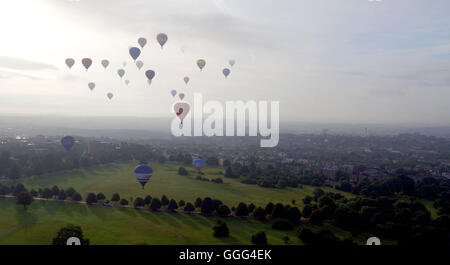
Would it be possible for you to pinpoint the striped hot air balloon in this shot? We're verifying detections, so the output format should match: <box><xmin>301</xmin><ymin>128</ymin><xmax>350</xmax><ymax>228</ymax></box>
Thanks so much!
<box><xmin>134</xmin><ymin>164</ymin><xmax>153</xmax><ymax>189</ymax></box>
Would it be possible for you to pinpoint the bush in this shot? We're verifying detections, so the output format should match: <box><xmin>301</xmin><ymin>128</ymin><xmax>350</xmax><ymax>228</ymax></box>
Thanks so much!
<box><xmin>179</xmin><ymin>200</ymin><xmax>186</xmax><ymax>207</ymax></box>
<box><xmin>144</xmin><ymin>195</ymin><xmax>152</xmax><ymax>205</ymax></box>
<box><xmin>310</xmin><ymin>209</ymin><xmax>324</xmax><ymax>225</ymax></box>
<box><xmin>184</xmin><ymin>202</ymin><xmax>195</xmax><ymax>212</ymax></box>
<box><xmin>58</xmin><ymin>190</ymin><xmax>67</xmax><ymax>200</ymax></box>
<box><xmin>251</xmin><ymin>231</ymin><xmax>268</xmax><ymax>245</ymax></box>
<box><xmin>253</xmin><ymin>207</ymin><xmax>267</xmax><ymax>221</ymax></box>
<box><xmin>161</xmin><ymin>195</ymin><xmax>169</xmax><ymax>206</ymax></box>
<box><xmin>201</xmin><ymin>197</ymin><xmax>214</xmax><ymax>215</ymax></box>
<box><xmin>72</xmin><ymin>192</ymin><xmax>82</xmax><ymax>201</ymax></box>
<box><xmin>235</xmin><ymin>202</ymin><xmax>249</xmax><ymax>216</ymax></box>
<box><xmin>272</xmin><ymin>219</ymin><xmax>295</xmax><ymax>230</ymax></box>
<box><xmin>120</xmin><ymin>199</ymin><xmax>129</xmax><ymax>206</ymax></box>
<box><xmin>150</xmin><ymin>198</ymin><xmax>161</xmax><ymax>210</ymax></box>
<box><xmin>217</xmin><ymin>205</ymin><xmax>231</xmax><ymax>216</ymax></box>
<box><xmin>178</xmin><ymin>167</ymin><xmax>188</xmax><ymax>176</ymax></box>
<box><xmin>134</xmin><ymin>197</ymin><xmax>145</xmax><ymax>208</ymax></box>
<box><xmin>265</xmin><ymin>202</ymin><xmax>274</xmax><ymax>215</ymax></box>
<box><xmin>96</xmin><ymin>192</ymin><xmax>106</xmax><ymax>201</ymax></box>
<box><xmin>286</xmin><ymin>207</ymin><xmax>302</xmax><ymax>223</ymax></box>
<box><xmin>195</xmin><ymin>197</ymin><xmax>202</xmax><ymax>208</ymax></box>
<box><xmin>52</xmin><ymin>225</ymin><xmax>90</xmax><ymax>245</ymax></box>
<box><xmin>272</xmin><ymin>203</ymin><xmax>285</xmax><ymax>219</ymax></box>
<box><xmin>213</xmin><ymin>220</ymin><xmax>229</xmax><ymax>237</ymax></box>
<box><xmin>168</xmin><ymin>199</ymin><xmax>178</xmax><ymax>211</ymax></box>
<box><xmin>248</xmin><ymin>203</ymin><xmax>256</xmax><ymax>213</ymax></box>
<box><xmin>111</xmin><ymin>193</ymin><xmax>120</xmax><ymax>202</ymax></box>
<box><xmin>86</xmin><ymin>193</ymin><xmax>98</xmax><ymax>204</ymax></box>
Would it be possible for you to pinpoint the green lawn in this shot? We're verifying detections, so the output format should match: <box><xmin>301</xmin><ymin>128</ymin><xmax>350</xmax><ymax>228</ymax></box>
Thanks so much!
<box><xmin>0</xmin><ymin>198</ymin><xmax>366</xmax><ymax>245</ymax></box>
<box><xmin>13</xmin><ymin>162</ymin><xmax>354</xmax><ymax>209</ymax></box>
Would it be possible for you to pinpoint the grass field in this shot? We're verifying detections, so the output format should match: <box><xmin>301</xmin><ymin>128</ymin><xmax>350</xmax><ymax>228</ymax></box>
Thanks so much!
<box><xmin>12</xmin><ymin>161</ymin><xmax>355</xmax><ymax>209</ymax></box>
<box><xmin>0</xmin><ymin>198</ymin><xmax>372</xmax><ymax>245</ymax></box>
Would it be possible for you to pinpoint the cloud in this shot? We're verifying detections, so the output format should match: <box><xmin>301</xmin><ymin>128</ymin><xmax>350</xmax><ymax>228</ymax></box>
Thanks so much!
<box><xmin>0</xmin><ymin>70</ymin><xmax>41</xmax><ymax>80</ymax></box>
<box><xmin>0</xmin><ymin>56</ymin><xmax>57</xmax><ymax>70</ymax></box>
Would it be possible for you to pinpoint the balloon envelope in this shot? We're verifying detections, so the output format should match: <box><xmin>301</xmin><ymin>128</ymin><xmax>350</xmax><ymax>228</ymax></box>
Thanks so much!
<box><xmin>229</xmin><ymin>59</ymin><xmax>235</xmax><ymax>67</ymax></box>
<box><xmin>82</xmin><ymin>58</ymin><xmax>92</xmax><ymax>71</ymax></box>
<box><xmin>184</xmin><ymin>77</ymin><xmax>190</xmax><ymax>84</ymax></box>
<box><xmin>171</xmin><ymin>90</ymin><xmax>177</xmax><ymax>97</ymax></box>
<box><xmin>107</xmin><ymin>93</ymin><xmax>113</xmax><ymax>100</ymax></box>
<box><xmin>125</xmin><ymin>80</ymin><xmax>130</xmax><ymax>85</ymax></box>
<box><xmin>174</xmin><ymin>102</ymin><xmax>190</xmax><ymax>123</ymax></box>
<box><xmin>138</xmin><ymin>37</ymin><xmax>147</xmax><ymax>48</ymax></box>
<box><xmin>193</xmin><ymin>158</ymin><xmax>205</xmax><ymax>171</ymax></box>
<box><xmin>61</xmin><ymin>136</ymin><xmax>75</xmax><ymax>151</ymax></box>
<box><xmin>197</xmin><ymin>59</ymin><xmax>206</xmax><ymax>70</ymax></box>
<box><xmin>101</xmin><ymin>59</ymin><xmax>109</xmax><ymax>69</ymax></box>
<box><xmin>136</xmin><ymin>60</ymin><xmax>144</xmax><ymax>70</ymax></box>
<box><xmin>157</xmin><ymin>33</ymin><xmax>168</xmax><ymax>48</ymax></box>
<box><xmin>223</xmin><ymin>68</ymin><xmax>231</xmax><ymax>77</ymax></box>
<box><xmin>65</xmin><ymin>58</ymin><xmax>75</xmax><ymax>69</ymax></box>
<box><xmin>88</xmin><ymin>82</ymin><xmax>95</xmax><ymax>90</ymax></box>
<box><xmin>145</xmin><ymin>70</ymin><xmax>155</xmax><ymax>81</ymax></box>
<box><xmin>118</xmin><ymin>69</ymin><xmax>125</xmax><ymax>78</ymax></box>
<box><xmin>179</xmin><ymin>93</ymin><xmax>185</xmax><ymax>100</ymax></box>
<box><xmin>129</xmin><ymin>47</ymin><xmax>141</xmax><ymax>61</ymax></box>
<box><xmin>134</xmin><ymin>164</ymin><xmax>153</xmax><ymax>188</ymax></box>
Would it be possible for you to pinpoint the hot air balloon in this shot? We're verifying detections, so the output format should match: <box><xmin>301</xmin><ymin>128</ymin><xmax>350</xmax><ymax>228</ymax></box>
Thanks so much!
<box><xmin>174</xmin><ymin>102</ymin><xmax>190</xmax><ymax>128</ymax></box>
<box><xmin>107</xmin><ymin>93</ymin><xmax>113</xmax><ymax>100</ymax></box>
<box><xmin>138</xmin><ymin>37</ymin><xmax>147</xmax><ymax>48</ymax></box>
<box><xmin>184</xmin><ymin>76</ymin><xmax>190</xmax><ymax>84</ymax></box>
<box><xmin>82</xmin><ymin>58</ymin><xmax>92</xmax><ymax>71</ymax></box>
<box><xmin>156</xmin><ymin>33</ymin><xmax>168</xmax><ymax>48</ymax></box>
<box><xmin>134</xmin><ymin>164</ymin><xmax>153</xmax><ymax>189</ymax></box>
<box><xmin>118</xmin><ymin>69</ymin><xmax>125</xmax><ymax>78</ymax></box>
<box><xmin>61</xmin><ymin>136</ymin><xmax>75</xmax><ymax>151</ymax></box>
<box><xmin>101</xmin><ymin>59</ymin><xmax>109</xmax><ymax>69</ymax></box>
<box><xmin>229</xmin><ymin>59</ymin><xmax>235</xmax><ymax>67</ymax></box>
<box><xmin>122</xmin><ymin>61</ymin><xmax>127</xmax><ymax>67</ymax></box>
<box><xmin>223</xmin><ymin>68</ymin><xmax>231</xmax><ymax>78</ymax></box>
<box><xmin>129</xmin><ymin>47</ymin><xmax>141</xmax><ymax>61</ymax></box>
<box><xmin>145</xmin><ymin>70</ymin><xmax>155</xmax><ymax>81</ymax></box>
<box><xmin>171</xmin><ymin>90</ymin><xmax>177</xmax><ymax>97</ymax></box>
<box><xmin>197</xmin><ymin>59</ymin><xmax>206</xmax><ymax>71</ymax></box>
<box><xmin>193</xmin><ymin>158</ymin><xmax>205</xmax><ymax>171</ymax></box>
<box><xmin>179</xmin><ymin>93</ymin><xmax>185</xmax><ymax>101</ymax></box>
<box><xmin>125</xmin><ymin>80</ymin><xmax>130</xmax><ymax>85</ymax></box>
<box><xmin>65</xmin><ymin>58</ymin><xmax>75</xmax><ymax>69</ymax></box>
<box><xmin>88</xmin><ymin>82</ymin><xmax>95</xmax><ymax>91</ymax></box>
<box><xmin>136</xmin><ymin>60</ymin><xmax>144</xmax><ymax>70</ymax></box>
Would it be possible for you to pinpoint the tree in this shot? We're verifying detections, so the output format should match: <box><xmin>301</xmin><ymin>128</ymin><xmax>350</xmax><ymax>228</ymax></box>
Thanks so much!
<box><xmin>96</xmin><ymin>193</ymin><xmax>106</xmax><ymax>201</ymax></box>
<box><xmin>248</xmin><ymin>203</ymin><xmax>256</xmax><ymax>213</ymax></box>
<box><xmin>86</xmin><ymin>193</ymin><xmax>98</xmax><ymax>204</ymax></box>
<box><xmin>179</xmin><ymin>200</ymin><xmax>186</xmax><ymax>207</ymax></box>
<box><xmin>195</xmin><ymin>197</ymin><xmax>203</xmax><ymax>208</ymax></box>
<box><xmin>286</xmin><ymin>207</ymin><xmax>302</xmax><ymax>223</ymax></box>
<box><xmin>13</xmin><ymin>183</ymin><xmax>27</xmax><ymax>196</ymax></box>
<box><xmin>302</xmin><ymin>204</ymin><xmax>313</xmax><ymax>218</ymax></box>
<box><xmin>161</xmin><ymin>195</ymin><xmax>169</xmax><ymax>206</ymax></box>
<box><xmin>111</xmin><ymin>193</ymin><xmax>120</xmax><ymax>202</ymax></box>
<box><xmin>42</xmin><ymin>188</ymin><xmax>53</xmax><ymax>199</ymax></box>
<box><xmin>201</xmin><ymin>197</ymin><xmax>214</xmax><ymax>215</ymax></box>
<box><xmin>235</xmin><ymin>202</ymin><xmax>250</xmax><ymax>216</ymax></box>
<box><xmin>72</xmin><ymin>192</ymin><xmax>82</xmax><ymax>201</ymax></box>
<box><xmin>134</xmin><ymin>197</ymin><xmax>145</xmax><ymax>208</ymax></box>
<box><xmin>144</xmin><ymin>195</ymin><xmax>152</xmax><ymax>205</ymax></box>
<box><xmin>52</xmin><ymin>224</ymin><xmax>90</xmax><ymax>245</ymax></box>
<box><xmin>265</xmin><ymin>202</ymin><xmax>274</xmax><ymax>215</ymax></box>
<box><xmin>178</xmin><ymin>167</ymin><xmax>188</xmax><ymax>176</ymax></box>
<box><xmin>58</xmin><ymin>190</ymin><xmax>67</xmax><ymax>200</ymax></box>
<box><xmin>30</xmin><ymin>189</ymin><xmax>38</xmax><ymax>197</ymax></box>
<box><xmin>168</xmin><ymin>199</ymin><xmax>178</xmax><ymax>211</ymax></box>
<box><xmin>120</xmin><ymin>199</ymin><xmax>129</xmax><ymax>206</ymax></box>
<box><xmin>184</xmin><ymin>202</ymin><xmax>195</xmax><ymax>212</ymax></box>
<box><xmin>272</xmin><ymin>203</ymin><xmax>286</xmax><ymax>219</ymax></box>
<box><xmin>66</xmin><ymin>187</ymin><xmax>76</xmax><ymax>198</ymax></box>
<box><xmin>17</xmin><ymin>192</ymin><xmax>33</xmax><ymax>209</ymax></box>
<box><xmin>253</xmin><ymin>207</ymin><xmax>267</xmax><ymax>221</ymax></box>
<box><xmin>251</xmin><ymin>231</ymin><xmax>268</xmax><ymax>245</ymax></box>
<box><xmin>310</xmin><ymin>209</ymin><xmax>324</xmax><ymax>225</ymax></box>
<box><xmin>150</xmin><ymin>198</ymin><xmax>161</xmax><ymax>211</ymax></box>
<box><xmin>213</xmin><ymin>220</ymin><xmax>229</xmax><ymax>237</ymax></box>
<box><xmin>217</xmin><ymin>204</ymin><xmax>231</xmax><ymax>216</ymax></box>
<box><xmin>51</xmin><ymin>185</ymin><xmax>60</xmax><ymax>197</ymax></box>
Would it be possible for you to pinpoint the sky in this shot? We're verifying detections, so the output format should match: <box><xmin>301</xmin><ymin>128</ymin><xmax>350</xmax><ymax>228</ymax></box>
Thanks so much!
<box><xmin>0</xmin><ymin>0</ymin><xmax>449</xmax><ymax>126</ymax></box>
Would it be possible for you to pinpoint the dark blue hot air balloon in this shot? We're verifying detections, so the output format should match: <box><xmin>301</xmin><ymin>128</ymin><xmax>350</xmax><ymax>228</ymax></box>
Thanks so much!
<box><xmin>129</xmin><ymin>47</ymin><xmax>141</xmax><ymax>61</ymax></box>
<box><xmin>193</xmin><ymin>158</ymin><xmax>205</xmax><ymax>171</ymax></box>
<box><xmin>61</xmin><ymin>136</ymin><xmax>75</xmax><ymax>151</ymax></box>
<box><xmin>134</xmin><ymin>164</ymin><xmax>153</xmax><ymax>189</ymax></box>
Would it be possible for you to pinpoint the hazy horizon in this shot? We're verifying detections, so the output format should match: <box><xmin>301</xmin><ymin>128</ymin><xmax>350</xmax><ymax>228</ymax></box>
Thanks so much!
<box><xmin>0</xmin><ymin>0</ymin><xmax>449</xmax><ymax>126</ymax></box>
